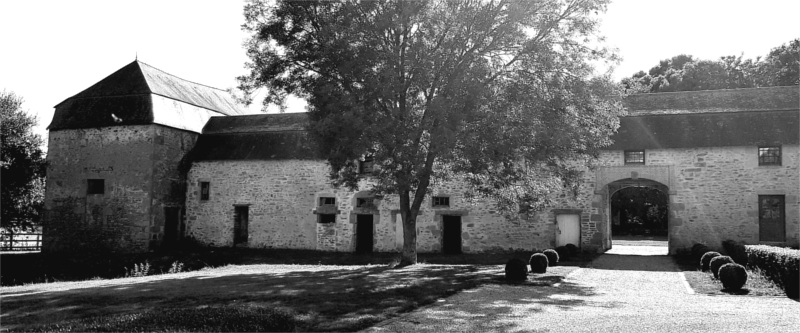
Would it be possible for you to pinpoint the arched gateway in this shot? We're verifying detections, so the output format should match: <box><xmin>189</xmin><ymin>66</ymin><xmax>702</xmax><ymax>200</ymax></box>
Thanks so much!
<box><xmin>594</xmin><ymin>166</ymin><xmax>680</xmax><ymax>254</ymax></box>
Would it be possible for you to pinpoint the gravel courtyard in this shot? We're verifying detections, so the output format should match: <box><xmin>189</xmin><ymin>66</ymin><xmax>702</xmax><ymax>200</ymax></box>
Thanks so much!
<box><xmin>367</xmin><ymin>242</ymin><xmax>800</xmax><ymax>332</ymax></box>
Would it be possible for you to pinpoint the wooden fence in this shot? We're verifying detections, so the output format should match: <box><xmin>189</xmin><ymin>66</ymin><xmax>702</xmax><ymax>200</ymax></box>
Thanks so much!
<box><xmin>0</xmin><ymin>232</ymin><xmax>42</xmax><ymax>252</ymax></box>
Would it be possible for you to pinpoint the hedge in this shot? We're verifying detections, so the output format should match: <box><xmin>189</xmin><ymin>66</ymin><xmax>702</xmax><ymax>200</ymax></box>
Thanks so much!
<box><xmin>721</xmin><ymin>240</ymin><xmax>747</xmax><ymax>265</ymax></box>
<box><xmin>744</xmin><ymin>245</ymin><xmax>799</xmax><ymax>299</ymax></box>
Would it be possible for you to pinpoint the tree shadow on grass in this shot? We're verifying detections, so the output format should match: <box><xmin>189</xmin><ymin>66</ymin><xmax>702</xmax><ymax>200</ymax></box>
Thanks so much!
<box><xmin>1</xmin><ymin>264</ymin><xmax>509</xmax><ymax>332</ymax></box>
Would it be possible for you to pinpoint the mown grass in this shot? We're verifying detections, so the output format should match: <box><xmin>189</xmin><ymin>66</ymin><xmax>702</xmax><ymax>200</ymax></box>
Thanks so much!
<box><xmin>674</xmin><ymin>255</ymin><xmax>784</xmax><ymax>297</ymax></box>
<box><xmin>2</xmin><ymin>248</ymin><xmax>587</xmax><ymax>332</ymax></box>
<box><xmin>1</xmin><ymin>246</ymin><xmax>592</xmax><ymax>286</ymax></box>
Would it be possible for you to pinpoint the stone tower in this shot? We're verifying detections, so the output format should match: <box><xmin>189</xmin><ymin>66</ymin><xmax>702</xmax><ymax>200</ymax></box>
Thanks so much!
<box><xmin>42</xmin><ymin>60</ymin><xmax>244</xmax><ymax>253</ymax></box>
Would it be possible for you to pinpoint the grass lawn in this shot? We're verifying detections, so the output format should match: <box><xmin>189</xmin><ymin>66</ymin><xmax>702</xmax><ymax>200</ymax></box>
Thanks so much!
<box><xmin>1</xmin><ymin>249</ymin><xmax>584</xmax><ymax>332</ymax></box>
<box><xmin>673</xmin><ymin>256</ymin><xmax>784</xmax><ymax>297</ymax></box>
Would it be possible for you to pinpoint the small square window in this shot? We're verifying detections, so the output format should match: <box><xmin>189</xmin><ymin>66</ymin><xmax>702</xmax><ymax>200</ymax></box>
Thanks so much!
<box><xmin>359</xmin><ymin>156</ymin><xmax>375</xmax><ymax>174</ymax></box>
<box><xmin>319</xmin><ymin>197</ymin><xmax>336</xmax><ymax>206</ymax></box>
<box><xmin>356</xmin><ymin>197</ymin><xmax>374</xmax><ymax>208</ymax></box>
<box><xmin>200</xmin><ymin>182</ymin><xmax>210</xmax><ymax>201</ymax></box>
<box><xmin>318</xmin><ymin>214</ymin><xmax>336</xmax><ymax>224</ymax></box>
<box><xmin>624</xmin><ymin>150</ymin><xmax>645</xmax><ymax>165</ymax></box>
<box><xmin>758</xmin><ymin>146</ymin><xmax>781</xmax><ymax>166</ymax></box>
<box><xmin>432</xmin><ymin>196</ymin><xmax>450</xmax><ymax>207</ymax></box>
<box><xmin>87</xmin><ymin>179</ymin><xmax>104</xmax><ymax>195</ymax></box>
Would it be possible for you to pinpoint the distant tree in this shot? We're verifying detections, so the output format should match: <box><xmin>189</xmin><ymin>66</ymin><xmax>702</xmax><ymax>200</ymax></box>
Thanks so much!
<box><xmin>755</xmin><ymin>38</ymin><xmax>800</xmax><ymax>86</ymax></box>
<box><xmin>1</xmin><ymin>90</ymin><xmax>46</xmax><ymax>231</ymax></box>
<box><xmin>239</xmin><ymin>0</ymin><xmax>624</xmax><ymax>265</ymax></box>
<box><xmin>622</xmin><ymin>38</ymin><xmax>798</xmax><ymax>92</ymax></box>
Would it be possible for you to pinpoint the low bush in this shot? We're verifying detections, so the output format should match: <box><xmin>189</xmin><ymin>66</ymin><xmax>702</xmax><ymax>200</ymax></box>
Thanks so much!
<box><xmin>505</xmin><ymin>258</ymin><xmax>528</xmax><ymax>281</ymax></box>
<box><xmin>745</xmin><ymin>245</ymin><xmax>800</xmax><ymax>299</ymax></box>
<box><xmin>709</xmin><ymin>256</ymin><xmax>734</xmax><ymax>279</ymax></box>
<box><xmin>700</xmin><ymin>251</ymin><xmax>720</xmax><ymax>272</ymax></box>
<box><xmin>555</xmin><ymin>246</ymin><xmax>570</xmax><ymax>261</ymax></box>
<box><xmin>721</xmin><ymin>240</ymin><xmax>747</xmax><ymax>265</ymax></box>
<box><xmin>529</xmin><ymin>253</ymin><xmax>549</xmax><ymax>274</ymax></box>
<box><xmin>565</xmin><ymin>244</ymin><xmax>579</xmax><ymax>256</ymax></box>
<box><xmin>719</xmin><ymin>263</ymin><xmax>748</xmax><ymax>291</ymax></box>
<box><xmin>542</xmin><ymin>249</ymin><xmax>560</xmax><ymax>266</ymax></box>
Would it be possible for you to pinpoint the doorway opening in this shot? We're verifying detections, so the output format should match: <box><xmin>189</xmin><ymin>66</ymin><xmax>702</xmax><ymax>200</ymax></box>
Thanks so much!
<box><xmin>233</xmin><ymin>206</ymin><xmax>249</xmax><ymax>246</ymax></box>
<box><xmin>442</xmin><ymin>215</ymin><xmax>462</xmax><ymax>254</ymax></box>
<box><xmin>608</xmin><ymin>179</ymin><xmax>669</xmax><ymax>250</ymax></box>
<box><xmin>356</xmin><ymin>214</ymin><xmax>374</xmax><ymax>253</ymax></box>
<box><xmin>163</xmin><ymin>207</ymin><xmax>181</xmax><ymax>246</ymax></box>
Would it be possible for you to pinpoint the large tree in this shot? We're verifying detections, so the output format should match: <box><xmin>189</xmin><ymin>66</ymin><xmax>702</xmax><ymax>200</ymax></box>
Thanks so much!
<box><xmin>239</xmin><ymin>0</ymin><xmax>624</xmax><ymax>265</ymax></box>
<box><xmin>1</xmin><ymin>90</ymin><xmax>46</xmax><ymax>231</ymax></box>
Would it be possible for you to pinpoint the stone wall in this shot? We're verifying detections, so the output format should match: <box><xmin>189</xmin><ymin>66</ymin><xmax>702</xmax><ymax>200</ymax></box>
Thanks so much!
<box><xmin>185</xmin><ymin>160</ymin><xmax>558</xmax><ymax>253</ymax></box>
<box><xmin>594</xmin><ymin>144</ymin><xmax>800</xmax><ymax>253</ymax></box>
<box><xmin>42</xmin><ymin>125</ymin><xmax>198</xmax><ymax>253</ymax></box>
<box><xmin>44</xmin><ymin>125</ymin><xmax>156</xmax><ymax>252</ymax></box>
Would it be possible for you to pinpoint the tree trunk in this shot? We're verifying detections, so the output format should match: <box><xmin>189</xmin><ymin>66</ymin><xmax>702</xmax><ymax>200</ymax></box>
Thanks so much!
<box><xmin>399</xmin><ymin>190</ymin><xmax>418</xmax><ymax>266</ymax></box>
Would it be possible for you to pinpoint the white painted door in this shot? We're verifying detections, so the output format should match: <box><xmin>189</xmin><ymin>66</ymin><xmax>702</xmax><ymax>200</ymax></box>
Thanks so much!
<box><xmin>556</xmin><ymin>214</ymin><xmax>580</xmax><ymax>247</ymax></box>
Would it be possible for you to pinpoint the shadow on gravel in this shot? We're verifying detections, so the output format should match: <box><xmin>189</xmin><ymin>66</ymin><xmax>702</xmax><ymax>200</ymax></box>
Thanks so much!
<box><xmin>370</xmin><ymin>279</ymin><xmax>617</xmax><ymax>332</ymax></box>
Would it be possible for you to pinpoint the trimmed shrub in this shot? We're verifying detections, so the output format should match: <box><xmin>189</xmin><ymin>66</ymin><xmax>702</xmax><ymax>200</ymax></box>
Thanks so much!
<box><xmin>719</xmin><ymin>263</ymin><xmax>747</xmax><ymax>291</ymax></box>
<box><xmin>529</xmin><ymin>253</ymin><xmax>549</xmax><ymax>274</ymax></box>
<box><xmin>565</xmin><ymin>244</ymin><xmax>579</xmax><ymax>256</ymax></box>
<box><xmin>721</xmin><ymin>240</ymin><xmax>747</xmax><ymax>265</ymax></box>
<box><xmin>543</xmin><ymin>249</ymin><xmax>560</xmax><ymax>266</ymax></box>
<box><xmin>505</xmin><ymin>258</ymin><xmax>528</xmax><ymax>281</ymax></box>
<box><xmin>555</xmin><ymin>246</ymin><xmax>570</xmax><ymax>261</ymax></box>
<box><xmin>709</xmin><ymin>256</ymin><xmax>734</xmax><ymax>279</ymax></box>
<box><xmin>700</xmin><ymin>251</ymin><xmax>721</xmax><ymax>272</ymax></box>
<box><xmin>745</xmin><ymin>245</ymin><xmax>800</xmax><ymax>299</ymax></box>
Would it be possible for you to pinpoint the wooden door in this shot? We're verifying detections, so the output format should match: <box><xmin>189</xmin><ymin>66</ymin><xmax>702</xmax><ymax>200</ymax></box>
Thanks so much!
<box><xmin>356</xmin><ymin>214</ymin><xmax>373</xmax><ymax>253</ymax></box>
<box><xmin>163</xmin><ymin>207</ymin><xmax>180</xmax><ymax>244</ymax></box>
<box><xmin>759</xmin><ymin>195</ymin><xmax>785</xmax><ymax>242</ymax></box>
<box><xmin>442</xmin><ymin>215</ymin><xmax>462</xmax><ymax>254</ymax></box>
<box><xmin>234</xmin><ymin>206</ymin><xmax>249</xmax><ymax>245</ymax></box>
<box><xmin>556</xmin><ymin>214</ymin><xmax>580</xmax><ymax>247</ymax></box>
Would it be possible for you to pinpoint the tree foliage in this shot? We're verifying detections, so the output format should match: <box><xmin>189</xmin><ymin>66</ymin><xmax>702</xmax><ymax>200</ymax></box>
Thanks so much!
<box><xmin>622</xmin><ymin>38</ymin><xmax>799</xmax><ymax>93</ymax></box>
<box><xmin>239</xmin><ymin>0</ymin><xmax>624</xmax><ymax>264</ymax></box>
<box><xmin>1</xmin><ymin>90</ymin><xmax>46</xmax><ymax>231</ymax></box>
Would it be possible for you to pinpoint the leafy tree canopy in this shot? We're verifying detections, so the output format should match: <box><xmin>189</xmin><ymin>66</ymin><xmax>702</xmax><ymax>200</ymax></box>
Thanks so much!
<box><xmin>623</xmin><ymin>38</ymin><xmax>799</xmax><ymax>93</ymax></box>
<box><xmin>1</xmin><ymin>90</ymin><xmax>46</xmax><ymax>231</ymax></box>
<box><xmin>239</xmin><ymin>0</ymin><xmax>625</xmax><ymax>264</ymax></box>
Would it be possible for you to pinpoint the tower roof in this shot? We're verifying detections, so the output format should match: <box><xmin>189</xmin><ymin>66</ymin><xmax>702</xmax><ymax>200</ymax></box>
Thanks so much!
<box><xmin>48</xmin><ymin>60</ymin><xmax>245</xmax><ymax>132</ymax></box>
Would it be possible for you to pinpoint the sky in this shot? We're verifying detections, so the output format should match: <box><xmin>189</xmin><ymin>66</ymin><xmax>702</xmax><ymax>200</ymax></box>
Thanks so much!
<box><xmin>1</xmin><ymin>0</ymin><xmax>798</xmax><ymax>148</ymax></box>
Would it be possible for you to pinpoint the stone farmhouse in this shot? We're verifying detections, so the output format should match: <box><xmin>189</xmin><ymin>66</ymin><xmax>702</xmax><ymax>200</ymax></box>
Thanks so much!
<box><xmin>42</xmin><ymin>61</ymin><xmax>799</xmax><ymax>255</ymax></box>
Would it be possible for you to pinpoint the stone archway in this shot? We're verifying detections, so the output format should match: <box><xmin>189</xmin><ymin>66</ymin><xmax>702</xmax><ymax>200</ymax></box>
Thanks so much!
<box><xmin>608</xmin><ymin>179</ymin><xmax>669</xmax><ymax>243</ymax></box>
<box><xmin>593</xmin><ymin>166</ymin><xmax>681</xmax><ymax>254</ymax></box>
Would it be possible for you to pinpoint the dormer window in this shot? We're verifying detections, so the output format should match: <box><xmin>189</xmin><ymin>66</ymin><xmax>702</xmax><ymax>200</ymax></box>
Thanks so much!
<box><xmin>359</xmin><ymin>156</ymin><xmax>375</xmax><ymax>174</ymax></box>
<box><xmin>758</xmin><ymin>146</ymin><xmax>781</xmax><ymax>166</ymax></box>
<box><xmin>87</xmin><ymin>179</ymin><xmax>105</xmax><ymax>195</ymax></box>
<box><xmin>624</xmin><ymin>150</ymin><xmax>645</xmax><ymax>165</ymax></box>
<box><xmin>356</xmin><ymin>197</ymin><xmax>375</xmax><ymax>208</ymax></box>
<box><xmin>432</xmin><ymin>196</ymin><xmax>450</xmax><ymax>207</ymax></box>
<box><xmin>319</xmin><ymin>197</ymin><xmax>336</xmax><ymax>206</ymax></box>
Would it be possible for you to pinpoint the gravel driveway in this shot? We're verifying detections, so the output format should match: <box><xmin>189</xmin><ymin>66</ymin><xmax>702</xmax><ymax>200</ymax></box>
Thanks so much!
<box><xmin>367</xmin><ymin>243</ymin><xmax>800</xmax><ymax>332</ymax></box>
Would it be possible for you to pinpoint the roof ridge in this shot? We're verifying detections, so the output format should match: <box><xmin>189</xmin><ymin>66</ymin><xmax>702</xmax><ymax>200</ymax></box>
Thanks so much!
<box><xmin>627</xmin><ymin>85</ymin><xmax>797</xmax><ymax>97</ymax></box>
<box><xmin>136</xmin><ymin>60</ymin><xmax>229</xmax><ymax>92</ymax></box>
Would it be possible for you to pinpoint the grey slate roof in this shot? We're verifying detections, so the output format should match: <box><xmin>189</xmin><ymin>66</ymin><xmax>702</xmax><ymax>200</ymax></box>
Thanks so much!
<box><xmin>608</xmin><ymin>109</ymin><xmax>799</xmax><ymax>150</ymax></box>
<box><xmin>191</xmin><ymin>113</ymin><xmax>319</xmax><ymax>161</ymax></box>
<box><xmin>48</xmin><ymin>60</ymin><xmax>245</xmax><ymax>132</ymax></box>
<box><xmin>623</xmin><ymin>86</ymin><xmax>798</xmax><ymax>115</ymax></box>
